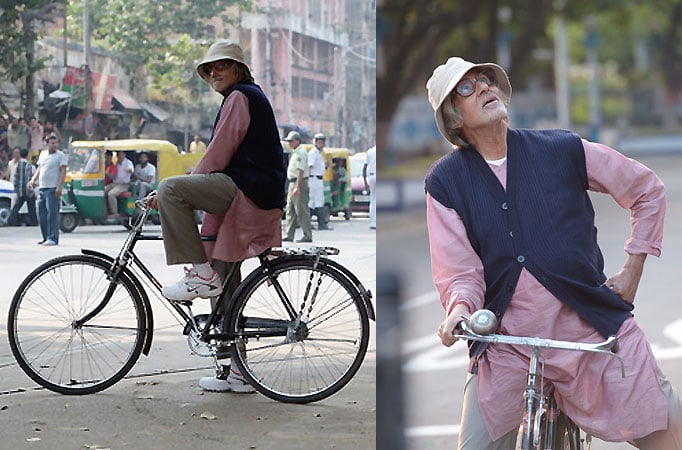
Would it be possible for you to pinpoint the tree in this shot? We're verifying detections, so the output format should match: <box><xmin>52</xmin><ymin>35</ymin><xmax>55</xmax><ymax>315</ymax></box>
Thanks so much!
<box><xmin>0</xmin><ymin>1</ymin><xmax>65</xmax><ymax>118</ymax></box>
<box><xmin>65</xmin><ymin>0</ymin><xmax>255</xmax><ymax>97</ymax></box>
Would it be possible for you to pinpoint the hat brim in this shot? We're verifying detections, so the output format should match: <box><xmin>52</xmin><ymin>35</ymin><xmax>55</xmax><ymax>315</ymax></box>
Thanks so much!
<box><xmin>196</xmin><ymin>56</ymin><xmax>248</xmax><ymax>82</ymax></box>
<box><xmin>434</xmin><ymin>63</ymin><xmax>511</xmax><ymax>146</ymax></box>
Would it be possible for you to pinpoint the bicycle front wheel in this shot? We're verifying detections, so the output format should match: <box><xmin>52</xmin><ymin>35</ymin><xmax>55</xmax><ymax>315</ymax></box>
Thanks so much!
<box><xmin>7</xmin><ymin>255</ymin><xmax>146</xmax><ymax>395</ymax></box>
<box><xmin>229</xmin><ymin>256</ymin><xmax>370</xmax><ymax>403</ymax></box>
<box><xmin>553</xmin><ymin>413</ymin><xmax>581</xmax><ymax>450</ymax></box>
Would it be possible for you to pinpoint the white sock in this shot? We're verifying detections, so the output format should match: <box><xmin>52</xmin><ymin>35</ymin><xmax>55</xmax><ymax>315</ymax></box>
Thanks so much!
<box><xmin>192</xmin><ymin>262</ymin><xmax>214</xmax><ymax>279</ymax></box>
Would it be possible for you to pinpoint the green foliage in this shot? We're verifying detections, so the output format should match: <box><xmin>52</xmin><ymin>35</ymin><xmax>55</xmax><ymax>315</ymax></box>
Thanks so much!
<box><xmin>65</xmin><ymin>0</ymin><xmax>255</xmax><ymax>95</ymax></box>
<box><xmin>0</xmin><ymin>1</ymin><xmax>64</xmax><ymax>81</ymax></box>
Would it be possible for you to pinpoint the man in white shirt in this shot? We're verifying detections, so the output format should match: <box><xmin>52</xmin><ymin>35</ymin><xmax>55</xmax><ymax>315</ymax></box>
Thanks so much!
<box><xmin>134</xmin><ymin>152</ymin><xmax>156</xmax><ymax>199</ymax></box>
<box><xmin>28</xmin><ymin>135</ymin><xmax>67</xmax><ymax>245</ymax></box>
<box><xmin>105</xmin><ymin>150</ymin><xmax>133</xmax><ymax>218</ymax></box>
<box><xmin>308</xmin><ymin>133</ymin><xmax>332</xmax><ymax>230</ymax></box>
<box><xmin>363</xmin><ymin>145</ymin><xmax>376</xmax><ymax>229</ymax></box>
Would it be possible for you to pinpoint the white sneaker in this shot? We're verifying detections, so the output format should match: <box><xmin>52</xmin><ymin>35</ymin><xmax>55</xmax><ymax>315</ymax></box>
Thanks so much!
<box><xmin>199</xmin><ymin>370</ymin><xmax>256</xmax><ymax>393</ymax></box>
<box><xmin>161</xmin><ymin>268</ymin><xmax>222</xmax><ymax>301</ymax></box>
<box><xmin>42</xmin><ymin>240</ymin><xmax>58</xmax><ymax>246</ymax></box>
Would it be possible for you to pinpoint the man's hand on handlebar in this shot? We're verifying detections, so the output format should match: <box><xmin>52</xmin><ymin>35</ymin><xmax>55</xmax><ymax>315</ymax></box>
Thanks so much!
<box><xmin>437</xmin><ymin>303</ymin><xmax>470</xmax><ymax>347</ymax></box>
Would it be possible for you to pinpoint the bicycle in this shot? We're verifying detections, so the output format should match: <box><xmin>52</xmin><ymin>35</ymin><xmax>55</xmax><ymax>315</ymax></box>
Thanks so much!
<box><xmin>455</xmin><ymin>309</ymin><xmax>625</xmax><ymax>450</ymax></box>
<box><xmin>7</xmin><ymin>197</ymin><xmax>375</xmax><ymax>404</ymax></box>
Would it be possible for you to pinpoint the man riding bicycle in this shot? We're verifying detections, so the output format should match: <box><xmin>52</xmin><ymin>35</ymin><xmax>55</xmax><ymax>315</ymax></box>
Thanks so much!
<box><xmin>424</xmin><ymin>56</ymin><xmax>682</xmax><ymax>449</ymax></box>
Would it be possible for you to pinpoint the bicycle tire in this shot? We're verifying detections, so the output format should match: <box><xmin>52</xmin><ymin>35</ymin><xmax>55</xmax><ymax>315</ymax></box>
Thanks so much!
<box><xmin>553</xmin><ymin>413</ymin><xmax>581</xmax><ymax>450</ymax></box>
<box><xmin>8</xmin><ymin>255</ymin><xmax>147</xmax><ymax>395</ymax></box>
<box><xmin>228</xmin><ymin>255</ymin><xmax>370</xmax><ymax>403</ymax></box>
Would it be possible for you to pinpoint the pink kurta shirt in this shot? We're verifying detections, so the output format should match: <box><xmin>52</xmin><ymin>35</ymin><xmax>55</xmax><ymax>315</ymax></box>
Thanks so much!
<box><xmin>194</xmin><ymin>90</ymin><xmax>282</xmax><ymax>263</ymax></box>
<box><xmin>427</xmin><ymin>139</ymin><xmax>668</xmax><ymax>441</ymax></box>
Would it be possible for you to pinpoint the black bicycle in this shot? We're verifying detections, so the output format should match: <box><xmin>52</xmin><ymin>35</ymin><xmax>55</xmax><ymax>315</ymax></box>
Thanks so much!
<box><xmin>456</xmin><ymin>309</ymin><xmax>624</xmax><ymax>449</ymax></box>
<box><xmin>7</xmin><ymin>198</ymin><xmax>374</xmax><ymax>403</ymax></box>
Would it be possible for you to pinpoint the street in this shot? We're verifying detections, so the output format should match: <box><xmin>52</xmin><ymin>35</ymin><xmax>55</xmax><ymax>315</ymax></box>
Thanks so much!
<box><xmin>380</xmin><ymin>154</ymin><xmax>682</xmax><ymax>450</ymax></box>
<box><xmin>0</xmin><ymin>214</ymin><xmax>376</xmax><ymax>449</ymax></box>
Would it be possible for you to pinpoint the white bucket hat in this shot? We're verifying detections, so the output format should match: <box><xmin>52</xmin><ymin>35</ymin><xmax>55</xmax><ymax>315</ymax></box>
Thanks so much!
<box><xmin>196</xmin><ymin>39</ymin><xmax>249</xmax><ymax>82</ymax></box>
<box><xmin>426</xmin><ymin>57</ymin><xmax>511</xmax><ymax>146</ymax></box>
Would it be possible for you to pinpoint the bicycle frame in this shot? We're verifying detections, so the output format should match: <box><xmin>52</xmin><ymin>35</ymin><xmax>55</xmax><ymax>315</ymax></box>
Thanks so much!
<box><xmin>456</xmin><ymin>311</ymin><xmax>624</xmax><ymax>450</ymax></box>
<box><xmin>72</xmin><ymin>200</ymin><xmax>369</xmax><ymax>356</ymax></box>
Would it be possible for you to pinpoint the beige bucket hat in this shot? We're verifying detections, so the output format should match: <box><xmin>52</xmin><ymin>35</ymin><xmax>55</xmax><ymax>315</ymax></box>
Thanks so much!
<box><xmin>426</xmin><ymin>57</ymin><xmax>511</xmax><ymax>145</ymax></box>
<box><xmin>196</xmin><ymin>39</ymin><xmax>249</xmax><ymax>81</ymax></box>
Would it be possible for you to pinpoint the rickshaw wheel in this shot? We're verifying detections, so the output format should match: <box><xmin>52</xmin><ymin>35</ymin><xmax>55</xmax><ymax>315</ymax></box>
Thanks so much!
<box><xmin>59</xmin><ymin>213</ymin><xmax>79</xmax><ymax>233</ymax></box>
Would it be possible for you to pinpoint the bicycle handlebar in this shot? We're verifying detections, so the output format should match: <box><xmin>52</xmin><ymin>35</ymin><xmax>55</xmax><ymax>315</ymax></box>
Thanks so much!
<box><xmin>455</xmin><ymin>310</ymin><xmax>625</xmax><ymax>377</ymax></box>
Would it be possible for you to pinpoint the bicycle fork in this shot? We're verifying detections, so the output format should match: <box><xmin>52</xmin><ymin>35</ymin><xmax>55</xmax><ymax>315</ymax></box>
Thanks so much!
<box><xmin>520</xmin><ymin>347</ymin><xmax>543</xmax><ymax>449</ymax></box>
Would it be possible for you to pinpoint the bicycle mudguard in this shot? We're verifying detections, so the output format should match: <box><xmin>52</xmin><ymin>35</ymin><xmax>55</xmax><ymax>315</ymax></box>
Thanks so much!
<box><xmin>80</xmin><ymin>249</ymin><xmax>154</xmax><ymax>356</ymax></box>
<box><xmin>319</xmin><ymin>257</ymin><xmax>375</xmax><ymax>321</ymax></box>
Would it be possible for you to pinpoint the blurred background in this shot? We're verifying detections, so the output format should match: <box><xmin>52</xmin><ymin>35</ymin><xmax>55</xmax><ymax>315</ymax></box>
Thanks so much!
<box><xmin>377</xmin><ymin>1</ymin><xmax>682</xmax><ymax>449</ymax></box>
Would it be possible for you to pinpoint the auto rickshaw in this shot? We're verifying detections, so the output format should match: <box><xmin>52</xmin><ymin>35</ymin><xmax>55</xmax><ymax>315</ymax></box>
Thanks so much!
<box><xmin>60</xmin><ymin>139</ymin><xmax>202</xmax><ymax>232</ymax></box>
<box><xmin>321</xmin><ymin>147</ymin><xmax>352</xmax><ymax>219</ymax></box>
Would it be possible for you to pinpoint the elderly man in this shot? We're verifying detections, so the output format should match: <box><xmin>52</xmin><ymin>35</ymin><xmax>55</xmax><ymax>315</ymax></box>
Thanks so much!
<box><xmin>424</xmin><ymin>57</ymin><xmax>682</xmax><ymax>449</ymax></box>
<box><xmin>147</xmin><ymin>39</ymin><xmax>285</xmax><ymax>393</ymax></box>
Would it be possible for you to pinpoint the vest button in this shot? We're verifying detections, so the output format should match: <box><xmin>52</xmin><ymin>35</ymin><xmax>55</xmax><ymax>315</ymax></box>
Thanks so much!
<box><xmin>509</xmin><ymin>231</ymin><xmax>513</xmax><ymax>238</ymax></box>
<box><xmin>517</xmin><ymin>255</ymin><xmax>525</xmax><ymax>263</ymax></box>
<box><xmin>501</xmin><ymin>202</ymin><xmax>508</xmax><ymax>210</ymax></box>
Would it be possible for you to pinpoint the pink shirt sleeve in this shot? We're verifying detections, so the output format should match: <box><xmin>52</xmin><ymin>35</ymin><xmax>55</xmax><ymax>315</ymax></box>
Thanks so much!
<box><xmin>426</xmin><ymin>192</ymin><xmax>485</xmax><ymax>315</ymax></box>
<box><xmin>192</xmin><ymin>91</ymin><xmax>250</xmax><ymax>175</ymax></box>
<box><xmin>582</xmin><ymin>139</ymin><xmax>666</xmax><ymax>256</ymax></box>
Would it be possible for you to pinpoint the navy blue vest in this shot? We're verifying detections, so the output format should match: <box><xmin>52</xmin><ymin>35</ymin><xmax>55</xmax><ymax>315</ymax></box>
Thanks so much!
<box><xmin>211</xmin><ymin>83</ymin><xmax>285</xmax><ymax>210</ymax></box>
<box><xmin>425</xmin><ymin>128</ymin><xmax>633</xmax><ymax>341</ymax></box>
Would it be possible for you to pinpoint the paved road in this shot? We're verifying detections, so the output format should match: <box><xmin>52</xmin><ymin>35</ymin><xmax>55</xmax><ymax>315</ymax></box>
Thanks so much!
<box><xmin>380</xmin><ymin>154</ymin><xmax>682</xmax><ymax>450</ymax></box>
<box><xmin>0</xmin><ymin>215</ymin><xmax>376</xmax><ymax>449</ymax></box>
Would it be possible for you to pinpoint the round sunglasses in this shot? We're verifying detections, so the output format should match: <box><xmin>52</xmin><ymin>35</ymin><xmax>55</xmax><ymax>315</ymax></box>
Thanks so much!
<box><xmin>455</xmin><ymin>68</ymin><xmax>498</xmax><ymax>97</ymax></box>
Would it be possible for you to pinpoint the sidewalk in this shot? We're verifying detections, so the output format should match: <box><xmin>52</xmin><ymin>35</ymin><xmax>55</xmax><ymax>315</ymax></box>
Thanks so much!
<box><xmin>0</xmin><ymin>361</ymin><xmax>375</xmax><ymax>450</ymax></box>
<box><xmin>0</xmin><ymin>218</ymin><xmax>376</xmax><ymax>449</ymax></box>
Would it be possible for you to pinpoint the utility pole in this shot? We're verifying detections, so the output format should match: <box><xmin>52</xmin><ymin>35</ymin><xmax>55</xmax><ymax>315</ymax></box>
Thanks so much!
<box><xmin>554</xmin><ymin>0</ymin><xmax>571</xmax><ymax>129</ymax></box>
<box><xmin>83</xmin><ymin>0</ymin><xmax>92</xmax><ymax>133</ymax></box>
<box><xmin>585</xmin><ymin>15</ymin><xmax>601</xmax><ymax>142</ymax></box>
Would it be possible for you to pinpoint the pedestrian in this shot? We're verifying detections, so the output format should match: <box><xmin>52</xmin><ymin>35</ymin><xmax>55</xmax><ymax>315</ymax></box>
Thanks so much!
<box><xmin>282</xmin><ymin>131</ymin><xmax>313</xmax><ymax>243</ymax></box>
<box><xmin>7</xmin><ymin>147</ymin><xmax>20</xmax><ymax>184</ymax></box>
<box><xmin>104</xmin><ymin>150</ymin><xmax>133</xmax><ymax>218</ymax></box>
<box><xmin>425</xmin><ymin>56</ymin><xmax>682</xmax><ymax>448</ymax></box>
<box><xmin>8</xmin><ymin>148</ymin><xmax>37</xmax><ymax>226</ymax></box>
<box><xmin>146</xmin><ymin>39</ymin><xmax>285</xmax><ymax>392</ymax></box>
<box><xmin>308</xmin><ymin>133</ymin><xmax>332</xmax><ymax>230</ymax></box>
<box><xmin>28</xmin><ymin>118</ymin><xmax>44</xmax><ymax>153</ymax></box>
<box><xmin>188</xmin><ymin>134</ymin><xmax>207</xmax><ymax>154</ymax></box>
<box><xmin>363</xmin><ymin>145</ymin><xmax>376</xmax><ymax>230</ymax></box>
<box><xmin>133</xmin><ymin>151</ymin><xmax>156</xmax><ymax>199</ymax></box>
<box><xmin>28</xmin><ymin>135</ymin><xmax>67</xmax><ymax>246</ymax></box>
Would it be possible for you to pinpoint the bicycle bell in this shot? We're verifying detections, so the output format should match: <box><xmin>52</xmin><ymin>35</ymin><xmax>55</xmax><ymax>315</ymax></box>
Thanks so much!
<box><xmin>469</xmin><ymin>309</ymin><xmax>497</xmax><ymax>335</ymax></box>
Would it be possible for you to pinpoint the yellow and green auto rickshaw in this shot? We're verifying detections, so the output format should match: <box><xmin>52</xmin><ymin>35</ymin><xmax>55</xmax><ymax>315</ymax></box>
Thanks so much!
<box><xmin>321</xmin><ymin>147</ymin><xmax>352</xmax><ymax>219</ymax></box>
<box><xmin>60</xmin><ymin>139</ymin><xmax>202</xmax><ymax>232</ymax></box>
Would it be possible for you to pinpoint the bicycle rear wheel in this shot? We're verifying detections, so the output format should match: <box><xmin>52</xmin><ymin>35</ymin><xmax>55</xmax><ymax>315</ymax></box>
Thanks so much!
<box><xmin>7</xmin><ymin>255</ymin><xmax>146</xmax><ymax>395</ymax></box>
<box><xmin>228</xmin><ymin>256</ymin><xmax>370</xmax><ymax>403</ymax></box>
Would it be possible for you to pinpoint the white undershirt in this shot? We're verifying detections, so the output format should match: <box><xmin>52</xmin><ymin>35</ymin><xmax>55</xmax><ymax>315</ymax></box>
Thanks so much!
<box><xmin>486</xmin><ymin>157</ymin><xmax>507</xmax><ymax>166</ymax></box>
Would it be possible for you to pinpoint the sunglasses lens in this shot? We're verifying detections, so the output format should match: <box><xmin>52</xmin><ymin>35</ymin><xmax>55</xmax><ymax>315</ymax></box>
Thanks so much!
<box><xmin>480</xmin><ymin>69</ymin><xmax>497</xmax><ymax>86</ymax></box>
<box><xmin>456</xmin><ymin>80</ymin><xmax>475</xmax><ymax>97</ymax></box>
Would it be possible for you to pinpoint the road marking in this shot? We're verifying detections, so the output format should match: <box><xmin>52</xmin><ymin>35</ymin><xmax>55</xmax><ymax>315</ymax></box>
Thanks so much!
<box><xmin>405</xmin><ymin>424</ymin><xmax>459</xmax><ymax>438</ymax></box>
<box><xmin>400</xmin><ymin>291</ymin><xmax>439</xmax><ymax>311</ymax></box>
<box><xmin>650</xmin><ymin>318</ymin><xmax>682</xmax><ymax>360</ymax></box>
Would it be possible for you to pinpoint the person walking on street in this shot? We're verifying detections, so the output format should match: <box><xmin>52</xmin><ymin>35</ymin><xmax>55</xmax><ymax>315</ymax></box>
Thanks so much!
<box><xmin>363</xmin><ymin>145</ymin><xmax>376</xmax><ymax>230</ymax></box>
<box><xmin>425</xmin><ymin>56</ymin><xmax>682</xmax><ymax>449</ymax></box>
<box><xmin>105</xmin><ymin>151</ymin><xmax>133</xmax><ymax>218</ymax></box>
<box><xmin>146</xmin><ymin>39</ymin><xmax>285</xmax><ymax>393</ymax></box>
<box><xmin>8</xmin><ymin>148</ymin><xmax>37</xmax><ymax>226</ymax></box>
<box><xmin>309</xmin><ymin>133</ymin><xmax>332</xmax><ymax>230</ymax></box>
<box><xmin>28</xmin><ymin>135</ymin><xmax>67</xmax><ymax>246</ymax></box>
<box><xmin>282</xmin><ymin>131</ymin><xmax>313</xmax><ymax>243</ymax></box>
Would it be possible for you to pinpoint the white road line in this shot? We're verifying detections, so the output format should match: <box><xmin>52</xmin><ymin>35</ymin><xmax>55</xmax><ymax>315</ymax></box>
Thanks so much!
<box><xmin>405</xmin><ymin>424</ymin><xmax>459</xmax><ymax>438</ymax></box>
<box><xmin>400</xmin><ymin>291</ymin><xmax>439</xmax><ymax>311</ymax></box>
